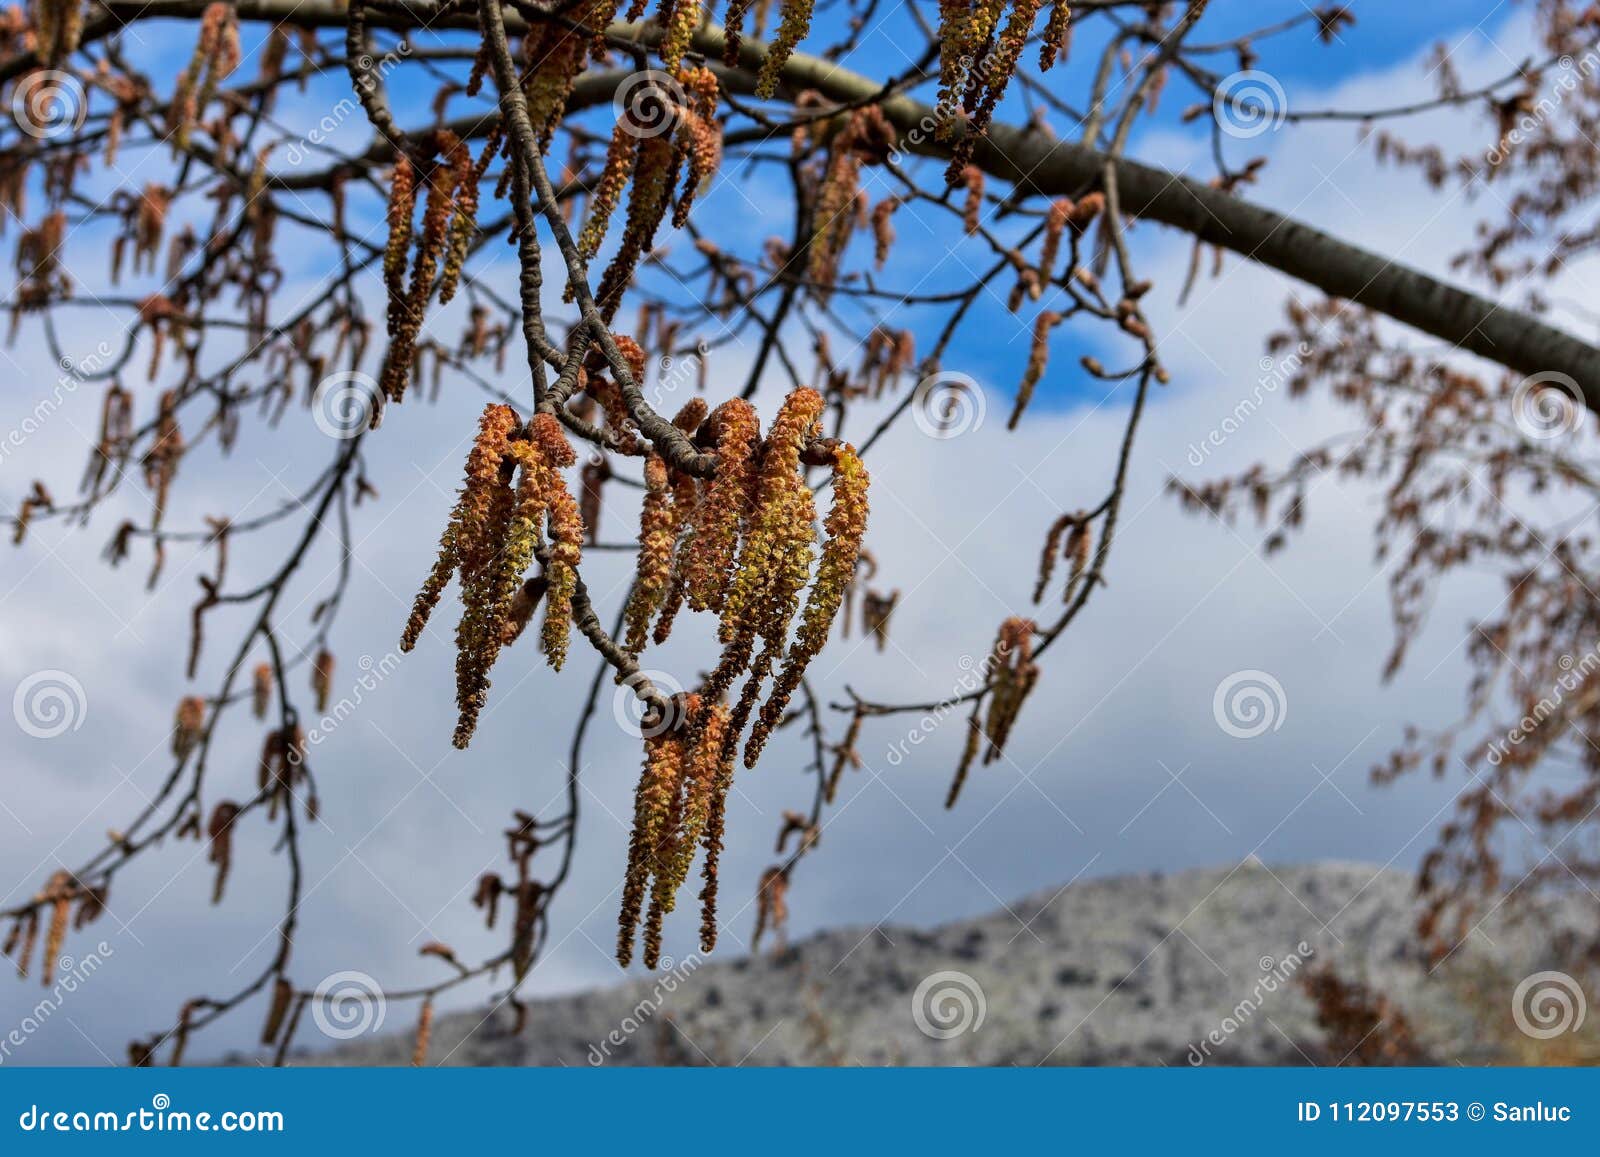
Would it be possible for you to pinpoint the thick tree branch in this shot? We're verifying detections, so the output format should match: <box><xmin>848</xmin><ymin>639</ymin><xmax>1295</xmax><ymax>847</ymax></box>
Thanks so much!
<box><xmin>56</xmin><ymin>0</ymin><xmax>1594</xmax><ymax>401</ymax></box>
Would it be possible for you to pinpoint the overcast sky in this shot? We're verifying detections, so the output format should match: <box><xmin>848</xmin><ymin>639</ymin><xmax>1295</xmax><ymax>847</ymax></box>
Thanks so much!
<box><xmin>2</xmin><ymin>2</ymin><xmax>1591</xmax><ymax>1063</ymax></box>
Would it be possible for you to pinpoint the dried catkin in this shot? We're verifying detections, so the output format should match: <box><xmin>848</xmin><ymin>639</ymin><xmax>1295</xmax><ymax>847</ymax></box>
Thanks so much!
<box><xmin>981</xmin><ymin>617</ymin><xmax>1039</xmax><ymax>764</ymax></box>
<box><xmin>412</xmin><ymin>998</ymin><xmax>434</xmax><ymax>1066</ymax></box>
<box><xmin>173</xmin><ymin>695</ymin><xmax>205</xmax><ymax>759</ymax></box>
<box><xmin>40</xmin><ymin>870</ymin><xmax>71</xmax><ymax>986</ymax></box>
<box><xmin>207</xmin><ymin>801</ymin><xmax>240</xmax><ymax>904</ymax></box>
<box><xmin>311</xmin><ymin>649</ymin><xmax>334</xmax><ymax>713</ymax></box>
<box><xmin>251</xmin><ymin>662</ymin><xmax>272</xmax><ymax>719</ymax></box>
<box><xmin>261</xmin><ymin>976</ymin><xmax>293</xmax><ymax>1045</ymax></box>
<box><xmin>1008</xmin><ymin>310</ymin><xmax>1061</xmax><ymax>429</ymax></box>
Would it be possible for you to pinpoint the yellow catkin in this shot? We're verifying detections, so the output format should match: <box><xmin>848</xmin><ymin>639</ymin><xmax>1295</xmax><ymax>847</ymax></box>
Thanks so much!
<box><xmin>1039</xmin><ymin>1</ymin><xmax>1071</xmax><ymax>70</ymax></box>
<box><xmin>680</xmin><ymin>398</ymin><xmax>759</xmax><ymax>612</ymax></box>
<box><xmin>659</xmin><ymin>0</ymin><xmax>702</xmax><ymax>74</ymax></box>
<box><xmin>532</xmin><ymin>415</ymin><xmax>581</xmax><ymax>671</ymax></box>
<box><xmin>382</xmin><ymin>157</ymin><xmax>415</xmax><ymax>337</ymax></box>
<box><xmin>673</xmin><ymin>68</ymin><xmax>722</xmax><ymax>227</ymax></box>
<box><xmin>450</xmin><ymin>406</ymin><xmax>518</xmax><ymax>746</ymax></box>
<box><xmin>579</xmin><ymin>122</ymin><xmax>638</xmax><ymax>261</ymax></box>
<box><xmin>755</xmin><ymin>0</ymin><xmax>816</xmax><ymax>98</ymax></box>
<box><xmin>744</xmin><ymin>445</ymin><xmax>868</xmax><ymax>766</ymax></box>
<box><xmin>623</xmin><ymin>456</ymin><xmax>675</xmax><ymax>653</ymax></box>
<box><xmin>595</xmin><ymin>134</ymin><xmax>680</xmax><ymax>319</ymax></box>
<box><xmin>618</xmin><ymin>726</ymin><xmax>686</xmax><ymax>966</ymax></box>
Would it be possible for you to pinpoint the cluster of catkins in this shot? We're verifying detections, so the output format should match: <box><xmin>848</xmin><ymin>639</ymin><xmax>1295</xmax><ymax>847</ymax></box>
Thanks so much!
<box><xmin>404</xmin><ymin>386</ymin><xmax>867</xmax><ymax>962</ymax></box>
<box><xmin>579</xmin><ymin>66</ymin><xmax>722</xmax><ymax>319</ymax></box>
<box><xmin>401</xmin><ymin>405</ymin><xmax>584</xmax><ymax>747</ymax></box>
<box><xmin>803</xmin><ymin>107</ymin><xmax>898</xmax><ymax>300</ymax></box>
<box><xmin>3</xmin><ymin>869</ymin><xmax>106</xmax><ymax>987</ymax></box>
<box><xmin>166</xmin><ymin>2</ymin><xmax>240</xmax><ymax>149</ymax></box>
<box><xmin>617</xmin><ymin>693</ymin><xmax>731</xmax><ymax>967</ymax></box>
<box><xmin>945</xmin><ymin>616</ymin><xmax>1039</xmax><ymax>807</ymax></box>
<box><xmin>380</xmin><ymin>130</ymin><xmax>491</xmax><ymax>404</ymax></box>
<box><xmin>613</xmin><ymin>387</ymin><xmax>868</xmax><ymax>961</ymax></box>
<box><xmin>936</xmin><ymin>0</ymin><xmax>1071</xmax><ymax>179</ymax></box>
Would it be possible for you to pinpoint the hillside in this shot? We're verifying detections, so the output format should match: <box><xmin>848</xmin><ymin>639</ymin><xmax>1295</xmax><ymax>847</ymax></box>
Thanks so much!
<box><xmin>314</xmin><ymin>861</ymin><xmax>1589</xmax><ymax>1066</ymax></box>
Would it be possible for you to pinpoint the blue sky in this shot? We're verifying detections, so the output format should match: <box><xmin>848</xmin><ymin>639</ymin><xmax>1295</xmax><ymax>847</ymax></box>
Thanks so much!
<box><xmin>2</xmin><ymin>1</ymin><xmax>1585</xmax><ymax>1064</ymax></box>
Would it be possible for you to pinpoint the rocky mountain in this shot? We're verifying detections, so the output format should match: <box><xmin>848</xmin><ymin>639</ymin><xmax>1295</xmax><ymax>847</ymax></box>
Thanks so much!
<box><xmin>316</xmin><ymin>861</ymin><xmax>1592</xmax><ymax>1066</ymax></box>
